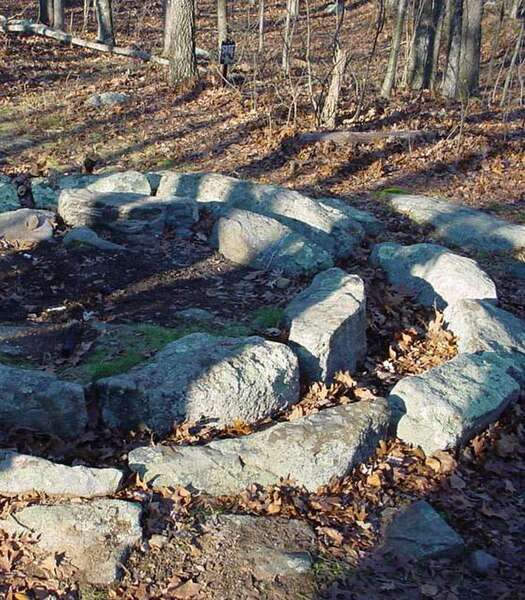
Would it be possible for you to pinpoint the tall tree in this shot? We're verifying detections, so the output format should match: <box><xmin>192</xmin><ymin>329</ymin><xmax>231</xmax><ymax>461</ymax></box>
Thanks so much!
<box><xmin>407</xmin><ymin>0</ymin><xmax>443</xmax><ymax>90</ymax></box>
<box><xmin>38</xmin><ymin>0</ymin><xmax>51</xmax><ymax>25</ymax></box>
<box><xmin>381</xmin><ymin>0</ymin><xmax>409</xmax><ymax>97</ymax></box>
<box><xmin>217</xmin><ymin>0</ymin><xmax>228</xmax><ymax>53</ymax></box>
<box><xmin>164</xmin><ymin>0</ymin><xmax>198</xmax><ymax>84</ymax></box>
<box><xmin>442</xmin><ymin>0</ymin><xmax>462</xmax><ymax>96</ymax></box>
<box><xmin>282</xmin><ymin>0</ymin><xmax>299</xmax><ymax>73</ymax></box>
<box><xmin>95</xmin><ymin>0</ymin><xmax>115</xmax><ymax>45</ymax></box>
<box><xmin>39</xmin><ymin>0</ymin><xmax>64</xmax><ymax>29</ymax></box>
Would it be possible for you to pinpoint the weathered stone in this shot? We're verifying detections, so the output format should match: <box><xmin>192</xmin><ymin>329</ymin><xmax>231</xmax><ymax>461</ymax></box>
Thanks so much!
<box><xmin>444</xmin><ymin>299</ymin><xmax>525</xmax><ymax>355</ymax></box>
<box><xmin>174</xmin><ymin>308</ymin><xmax>217</xmax><ymax>322</ymax></box>
<box><xmin>58</xmin><ymin>188</ymin><xmax>198</xmax><ymax>235</ymax></box>
<box><xmin>283</xmin><ymin>268</ymin><xmax>366</xmax><ymax>382</ymax></box>
<box><xmin>201</xmin><ymin>514</ymin><xmax>314</xmax><ymax>581</ymax></box>
<box><xmin>370</xmin><ymin>242</ymin><xmax>497</xmax><ymax>309</ymax></box>
<box><xmin>382</xmin><ymin>500</ymin><xmax>464</xmax><ymax>561</ymax></box>
<box><xmin>0</xmin><ymin>209</ymin><xmax>54</xmax><ymax>243</ymax></box>
<box><xmin>0</xmin><ymin>176</ymin><xmax>19</xmax><ymax>212</ymax></box>
<box><xmin>387</xmin><ymin>193</ymin><xmax>525</xmax><ymax>253</ymax></box>
<box><xmin>85</xmin><ymin>92</ymin><xmax>131</xmax><ymax>108</ymax></box>
<box><xmin>0</xmin><ymin>500</ymin><xmax>142</xmax><ymax>584</ymax></box>
<box><xmin>469</xmin><ymin>550</ymin><xmax>499</xmax><ymax>575</ymax></box>
<box><xmin>158</xmin><ymin>172</ymin><xmax>366</xmax><ymax>258</ymax></box>
<box><xmin>128</xmin><ymin>398</ymin><xmax>390</xmax><ymax>494</ymax></box>
<box><xmin>0</xmin><ymin>451</ymin><xmax>123</xmax><ymax>497</ymax></box>
<box><xmin>63</xmin><ymin>226</ymin><xmax>127</xmax><ymax>251</ymax></box>
<box><xmin>388</xmin><ymin>352</ymin><xmax>521</xmax><ymax>454</ymax></box>
<box><xmin>318</xmin><ymin>196</ymin><xmax>384</xmax><ymax>236</ymax></box>
<box><xmin>213</xmin><ymin>208</ymin><xmax>333</xmax><ymax>276</ymax></box>
<box><xmin>96</xmin><ymin>333</ymin><xmax>299</xmax><ymax>434</ymax></box>
<box><xmin>31</xmin><ymin>178</ymin><xmax>58</xmax><ymax>209</ymax></box>
<box><xmin>0</xmin><ymin>364</ymin><xmax>87</xmax><ymax>438</ymax></box>
<box><xmin>83</xmin><ymin>170</ymin><xmax>151</xmax><ymax>196</ymax></box>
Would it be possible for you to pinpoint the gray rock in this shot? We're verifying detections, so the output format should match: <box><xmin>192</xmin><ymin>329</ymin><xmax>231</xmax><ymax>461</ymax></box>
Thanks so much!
<box><xmin>157</xmin><ymin>172</ymin><xmax>366</xmax><ymax>258</ymax></box>
<box><xmin>383</xmin><ymin>500</ymin><xmax>464</xmax><ymax>561</ymax></box>
<box><xmin>85</xmin><ymin>92</ymin><xmax>131</xmax><ymax>108</ymax></box>
<box><xmin>57</xmin><ymin>170</ymin><xmax>152</xmax><ymax>196</ymax></box>
<box><xmin>0</xmin><ymin>450</ymin><xmax>123</xmax><ymax>497</ymax></box>
<box><xmin>128</xmin><ymin>398</ymin><xmax>390</xmax><ymax>494</ymax></box>
<box><xmin>318</xmin><ymin>196</ymin><xmax>384</xmax><ymax>236</ymax></box>
<box><xmin>387</xmin><ymin>193</ymin><xmax>525</xmax><ymax>253</ymax></box>
<box><xmin>388</xmin><ymin>352</ymin><xmax>521</xmax><ymax>454</ymax></box>
<box><xmin>0</xmin><ymin>364</ymin><xmax>87</xmax><ymax>438</ymax></box>
<box><xmin>31</xmin><ymin>178</ymin><xmax>59</xmax><ymax>209</ymax></box>
<box><xmin>444</xmin><ymin>299</ymin><xmax>525</xmax><ymax>355</ymax></box>
<box><xmin>175</xmin><ymin>308</ymin><xmax>217</xmax><ymax>322</ymax></box>
<box><xmin>58</xmin><ymin>188</ymin><xmax>198</xmax><ymax>235</ymax></box>
<box><xmin>283</xmin><ymin>268</ymin><xmax>366</xmax><ymax>382</ymax></box>
<box><xmin>96</xmin><ymin>333</ymin><xmax>299</xmax><ymax>434</ymax></box>
<box><xmin>0</xmin><ymin>176</ymin><xmax>19</xmax><ymax>212</ymax></box>
<box><xmin>370</xmin><ymin>242</ymin><xmax>497</xmax><ymax>309</ymax></box>
<box><xmin>63</xmin><ymin>226</ymin><xmax>126</xmax><ymax>251</ymax></box>
<box><xmin>0</xmin><ymin>500</ymin><xmax>142</xmax><ymax>584</ymax></box>
<box><xmin>214</xmin><ymin>208</ymin><xmax>333</xmax><ymax>276</ymax></box>
<box><xmin>469</xmin><ymin>550</ymin><xmax>499</xmax><ymax>575</ymax></box>
<box><xmin>0</xmin><ymin>209</ymin><xmax>54</xmax><ymax>243</ymax></box>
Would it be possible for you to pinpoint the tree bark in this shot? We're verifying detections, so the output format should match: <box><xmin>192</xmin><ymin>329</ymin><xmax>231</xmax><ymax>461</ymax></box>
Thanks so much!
<box><xmin>408</xmin><ymin>0</ymin><xmax>442</xmax><ymax>90</ymax></box>
<box><xmin>217</xmin><ymin>0</ymin><xmax>228</xmax><ymax>54</ymax></box>
<box><xmin>441</xmin><ymin>0</ymin><xmax>462</xmax><ymax>97</ymax></box>
<box><xmin>52</xmin><ymin>0</ymin><xmax>65</xmax><ymax>30</ymax></box>
<box><xmin>39</xmin><ymin>0</ymin><xmax>51</xmax><ymax>25</ymax></box>
<box><xmin>164</xmin><ymin>0</ymin><xmax>197</xmax><ymax>84</ymax></box>
<box><xmin>458</xmin><ymin>0</ymin><xmax>483</xmax><ymax>97</ymax></box>
<box><xmin>95</xmin><ymin>0</ymin><xmax>115</xmax><ymax>45</ymax></box>
<box><xmin>320</xmin><ymin>44</ymin><xmax>348</xmax><ymax>127</ymax></box>
<box><xmin>381</xmin><ymin>0</ymin><xmax>409</xmax><ymax>97</ymax></box>
<box><xmin>282</xmin><ymin>0</ymin><xmax>299</xmax><ymax>73</ymax></box>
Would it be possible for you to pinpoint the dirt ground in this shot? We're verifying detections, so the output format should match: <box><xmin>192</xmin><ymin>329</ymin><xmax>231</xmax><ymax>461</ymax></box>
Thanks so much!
<box><xmin>0</xmin><ymin>0</ymin><xmax>524</xmax><ymax>598</ymax></box>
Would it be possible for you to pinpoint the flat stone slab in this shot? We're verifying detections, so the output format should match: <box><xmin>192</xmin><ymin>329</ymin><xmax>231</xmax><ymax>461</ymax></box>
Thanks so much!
<box><xmin>0</xmin><ymin>209</ymin><xmax>55</xmax><ymax>243</ymax></box>
<box><xmin>214</xmin><ymin>208</ymin><xmax>333</xmax><ymax>276</ymax></box>
<box><xmin>58</xmin><ymin>188</ymin><xmax>198</xmax><ymax>235</ymax></box>
<box><xmin>0</xmin><ymin>500</ymin><xmax>142</xmax><ymax>584</ymax></box>
<box><xmin>128</xmin><ymin>398</ymin><xmax>390</xmax><ymax>494</ymax></box>
<box><xmin>96</xmin><ymin>333</ymin><xmax>299</xmax><ymax>434</ymax></box>
<box><xmin>389</xmin><ymin>352</ymin><xmax>521</xmax><ymax>454</ymax></box>
<box><xmin>0</xmin><ymin>450</ymin><xmax>123</xmax><ymax>497</ymax></box>
<box><xmin>387</xmin><ymin>193</ymin><xmax>525</xmax><ymax>253</ymax></box>
<box><xmin>85</xmin><ymin>92</ymin><xmax>131</xmax><ymax>108</ymax></box>
<box><xmin>0</xmin><ymin>364</ymin><xmax>87</xmax><ymax>438</ymax></box>
<box><xmin>283</xmin><ymin>268</ymin><xmax>367</xmax><ymax>382</ymax></box>
<box><xmin>370</xmin><ymin>242</ymin><xmax>497</xmax><ymax>309</ymax></box>
<box><xmin>158</xmin><ymin>171</ymin><xmax>369</xmax><ymax>257</ymax></box>
<box><xmin>444</xmin><ymin>299</ymin><xmax>525</xmax><ymax>355</ymax></box>
<box><xmin>382</xmin><ymin>500</ymin><xmax>464</xmax><ymax>561</ymax></box>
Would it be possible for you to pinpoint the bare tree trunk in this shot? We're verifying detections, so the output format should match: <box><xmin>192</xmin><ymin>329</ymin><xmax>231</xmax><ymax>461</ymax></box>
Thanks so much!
<box><xmin>282</xmin><ymin>0</ymin><xmax>299</xmax><ymax>73</ymax></box>
<box><xmin>164</xmin><ymin>0</ymin><xmax>197</xmax><ymax>83</ymax></box>
<box><xmin>258</xmin><ymin>0</ymin><xmax>265</xmax><ymax>53</ymax></box>
<box><xmin>458</xmin><ymin>0</ymin><xmax>483</xmax><ymax>97</ymax></box>
<box><xmin>408</xmin><ymin>0</ymin><xmax>442</xmax><ymax>89</ymax></box>
<box><xmin>430</xmin><ymin>0</ymin><xmax>445</xmax><ymax>89</ymax></box>
<box><xmin>95</xmin><ymin>0</ymin><xmax>114</xmax><ymax>45</ymax></box>
<box><xmin>320</xmin><ymin>44</ymin><xmax>348</xmax><ymax>127</ymax></box>
<box><xmin>501</xmin><ymin>18</ymin><xmax>525</xmax><ymax>105</ymax></box>
<box><xmin>39</xmin><ymin>0</ymin><xmax>51</xmax><ymax>25</ymax></box>
<box><xmin>52</xmin><ymin>0</ymin><xmax>65</xmax><ymax>30</ymax></box>
<box><xmin>381</xmin><ymin>0</ymin><xmax>409</xmax><ymax>97</ymax></box>
<box><xmin>441</xmin><ymin>0</ymin><xmax>462</xmax><ymax>97</ymax></box>
<box><xmin>217</xmin><ymin>0</ymin><xmax>228</xmax><ymax>53</ymax></box>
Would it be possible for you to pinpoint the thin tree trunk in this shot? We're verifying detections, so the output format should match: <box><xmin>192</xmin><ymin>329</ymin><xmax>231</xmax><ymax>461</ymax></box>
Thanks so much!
<box><xmin>407</xmin><ymin>0</ymin><xmax>438</xmax><ymax>89</ymax></box>
<box><xmin>381</xmin><ymin>0</ymin><xmax>409</xmax><ymax>97</ymax></box>
<box><xmin>320</xmin><ymin>44</ymin><xmax>348</xmax><ymax>127</ymax></box>
<box><xmin>95</xmin><ymin>0</ymin><xmax>114</xmax><ymax>45</ymax></box>
<box><xmin>441</xmin><ymin>0</ymin><xmax>462</xmax><ymax>97</ymax></box>
<box><xmin>430</xmin><ymin>0</ymin><xmax>445</xmax><ymax>89</ymax></box>
<box><xmin>39</xmin><ymin>0</ymin><xmax>51</xmax><ymax>25</ymax></box>
<box><xmin>501</xmin><ymin>19</ymin><xmax>525</xmax><ymax>105</ymax></box>
<box><xmin>282</xmin><ymin>0</ymin><xmax>299</xmax><ymax>73</ymax></box>
<box><xmin>458</xmin><ymin>0</ymin><xmax>483</xmax><ymax>97</ymax></box>
<box><xmin>52</xmin><ymin>0</ymin><xmax>65</xmax><ymax>30</ymax></box>
<box><xmin>164</xmin><ymin>0</ymin><xmax>197</xmax><ymax>83</ymax></box>
<box><xmin>217</xmin><ymin>0</ymin><xmax>228</xmax><ymax>54</ymax></box>
<box><xmin>258</xmin><ymin>0</ymin><xmax>265</xmax><ymax>53</ymax></box>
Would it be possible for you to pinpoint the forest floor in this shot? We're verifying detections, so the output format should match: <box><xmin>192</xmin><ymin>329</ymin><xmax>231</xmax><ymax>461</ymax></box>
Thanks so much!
<box><xmin>0</xmin><ymin>0</ymin><xmax>524</xmax><ymax>599</ymax></box>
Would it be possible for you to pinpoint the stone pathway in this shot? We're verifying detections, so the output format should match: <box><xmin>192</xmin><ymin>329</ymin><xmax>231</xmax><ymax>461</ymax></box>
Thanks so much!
<box><xmin>0</xmin><ymin>171</ymin><xmax>524</xmax><ymax>589</ymax></box>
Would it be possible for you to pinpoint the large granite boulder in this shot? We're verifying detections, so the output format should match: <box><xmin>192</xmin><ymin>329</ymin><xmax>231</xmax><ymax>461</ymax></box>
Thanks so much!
<box><xmin>0</xmin><ymin>364</ymin><xmax>87</xmax><ymax>438</ymax></box>
<box><xmin>0</xmin><ymin>451</ymin><xmax>123</xmax><ymax>497</ymax></box>
<box><xmin>283</xmin><ymin>268</ymin><xmax>367</xmax><ymax>382</ymax></box>
<box><xmin>388</xmin><ymin>352</ymin><xmax>521</xmax><ymax>454</ymax></box>
<box><xmin>0</xmin><ymin>175</ymin><xmax>19</xmax><ymax>212</ymax></box>
<box><xmin>128</xmin><ymin>398</ymin><xmax>390</xmax><ymax>494</ymax></box>
<box><xmin>444</xmin><ymin>299</ymin><xmax>525</xmax><ymax>355</ymax></box>
<box><xmin>157</xmin><ymin>172</ymin><xmax>367</xmax><ymax>257</ymax></box>
<box><xmin>370</xmin><ymin>242</ymin><xmax>497</xmax><ymax>309</ymax></box>
<box><xmin>0</xmin><ymin>500</ymin><xmax>142</xmax><ymax>584</ymax></box>
<box><xmin>213</xmin><ymin>208</ymin><xmax>333</xmax><ymax>276</ymax></box>
<box><xmin>58</xmin><ymin>188</ymin><xmax>198</xmax><ymax>235</ymax></box>
<box><xmin>382</xmin><ymin>500</ymin><xmax>464</xmax><ymax>561</ymax></box>
<box><xmin>0</xmin><ymin>209</ymin><xmax>54</xmax><ymax>244</ymax></box>
<box><xmin>387</xmin><ymin>193</ymin><xmax>525</xmax><ymax>253</ymax></box>
<box><xmin>95</xmin><ymin>333</ymin><xmax>299</xmax><ymax>434</ymax></box>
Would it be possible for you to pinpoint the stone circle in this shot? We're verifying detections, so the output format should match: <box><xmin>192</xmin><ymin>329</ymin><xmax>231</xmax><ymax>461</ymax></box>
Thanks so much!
<box><xmin>1</xmin><ymin>171</ymin><xmax>524</xmax><ymax>584</ymax></box>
